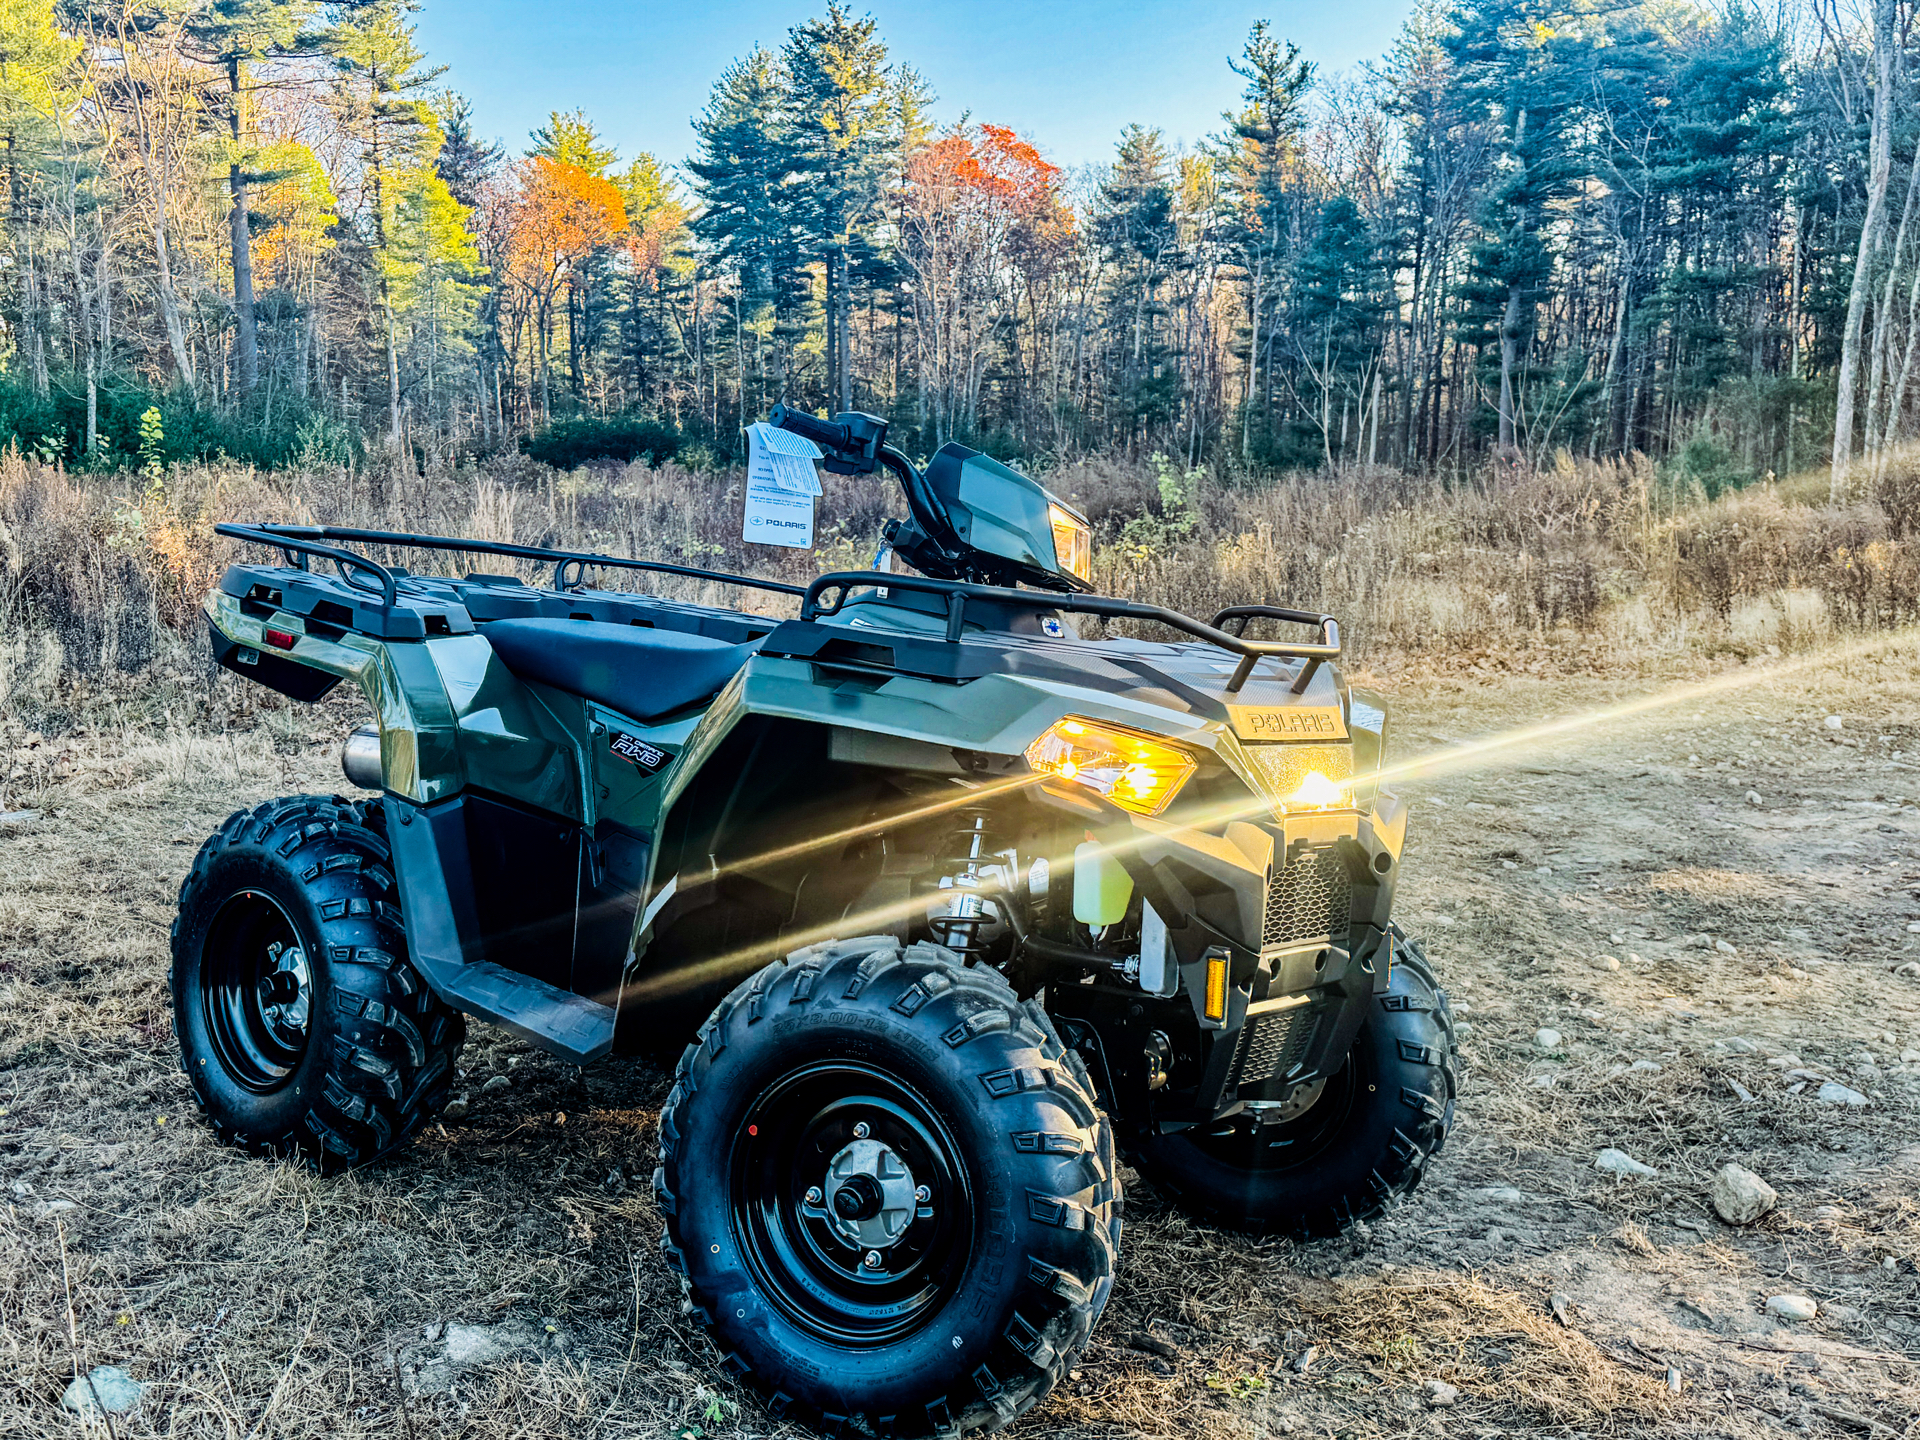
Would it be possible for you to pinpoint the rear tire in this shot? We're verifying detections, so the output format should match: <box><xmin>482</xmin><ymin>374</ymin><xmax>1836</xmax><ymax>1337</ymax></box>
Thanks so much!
<box><xmin>656</xmin><ymin>938</ymin><xmax>1118</xmax><ymax>1436</ymax></box>
<box><xmin>170</xmin><ymin>795</ymin><xmax>465</xmax><ymax>1168</ymax></box>
<box><xmin>1127</xmin><ymin>929</ymin><xmax>1456</xmax><ymax>1236</ymax></box>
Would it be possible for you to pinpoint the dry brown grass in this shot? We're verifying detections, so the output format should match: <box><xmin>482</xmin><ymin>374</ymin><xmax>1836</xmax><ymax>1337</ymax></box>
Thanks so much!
<box><xmin>0</xmin><ymin>446</ymin><xmax>1913</xmax><ymax>738</ymax></box>
<box><xmin>1</xmin><ymin>638</ymin><xmax>1916</xmax><ymax>1438</ymax></box>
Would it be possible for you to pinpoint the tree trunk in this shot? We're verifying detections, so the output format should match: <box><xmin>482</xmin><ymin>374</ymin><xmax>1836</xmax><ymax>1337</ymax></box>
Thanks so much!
<box><xmin>825</xmin><ymin>246</ymin><xmax>840</xmax><ymax>412</ymax></box>
<box><xmin>1830</xmin><ymin>0</ymin><xmax>1897</xmax><ymax>502</ymax></box>
<box><xmin>1368</xmin><ymin>366</ymin><xmax>1382</xmax><ymax>468</ymax></box>
<box><xmin>1242</xmin><ymin>255</ymin><xmax>1262</xmax><ymax>462</ymax></box>
<box><xmin>152</xmin><ymin>224</ymin><xmax>195</xmax><ymax>388</ymax></box>
<box><xmin>1498</xmin><ymin>282</ymin><xmax>1523</xmax><ymax>457</ymax></box>
<box><xmin>227</xmin><ymin>56</ymin><xmax>258</xmax><ymax>397</ymax></box>
<box><xmin>1865</xmin><ymin>162</ymin><xmax>1917</xmax><ymax>468</ymax></box>
<box><xmin>839</xmin><ymin>256</ymin><xmax>854</xmax><ymax>413</ymax></box>
<box><xmin>1605</xmin><ymin>260</ymin><xmax>1633</xmax><ymax>452</ymax></box>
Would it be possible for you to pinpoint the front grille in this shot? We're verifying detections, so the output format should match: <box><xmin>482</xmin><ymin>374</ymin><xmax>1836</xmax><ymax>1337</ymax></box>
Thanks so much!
<box><xmin>1263</xmin><ymin>847</ymin><xmax>1351</xmax><ymax>949</ymax></box>
<box><xmin>1227</xmin><ymin>1005</ymin><xmax>1316</xmax><ymax>1088</ymax></box>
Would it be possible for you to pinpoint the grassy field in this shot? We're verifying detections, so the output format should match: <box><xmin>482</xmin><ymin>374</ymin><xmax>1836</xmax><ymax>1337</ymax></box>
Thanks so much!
<box><xmin>0</xmin><ymin>452</ymin><xmax>1915</xmax><ymax>1437</ymax></box>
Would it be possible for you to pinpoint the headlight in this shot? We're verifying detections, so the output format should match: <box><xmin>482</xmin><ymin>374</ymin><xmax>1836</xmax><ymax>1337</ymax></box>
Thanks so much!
<box><xmin>1024</xmin><ymin>717</ymin><xmax>1196</xmax><ymax>816</ymax></box>
<box><xmin>1242</xmin><ymin>743</ymin><xmax>1355</xmax><ymax>812</ymax></box>
<box><xmin>1287</xmin><ymin>770</ymin><xmax>1351</xmax><ymax>810</ymax></box>
<box><xmin>1048</xmin><ymin>502</ymin><xmax>1092</xmax><ymax>584</ymax></box>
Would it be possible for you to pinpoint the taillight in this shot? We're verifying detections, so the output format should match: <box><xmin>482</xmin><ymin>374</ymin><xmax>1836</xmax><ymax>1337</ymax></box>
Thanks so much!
<box><xmin>263</xmin><ymin>627</ymin><xmax>297</xmax><ymax>650</ymax></box>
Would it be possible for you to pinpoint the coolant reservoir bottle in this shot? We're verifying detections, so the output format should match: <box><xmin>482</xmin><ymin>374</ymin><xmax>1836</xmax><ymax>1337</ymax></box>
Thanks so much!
<box><xmin>1072</xmin><ymin>841</ymin><xmax>1132</xmax><ymax>927</ymax></box>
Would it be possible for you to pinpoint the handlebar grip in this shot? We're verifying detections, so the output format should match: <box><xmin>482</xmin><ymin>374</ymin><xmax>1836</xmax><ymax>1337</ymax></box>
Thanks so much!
<box><xmin>768</xmin><ymin>403</ymin><xmax>850</xmax><ymax>454</ymax></box>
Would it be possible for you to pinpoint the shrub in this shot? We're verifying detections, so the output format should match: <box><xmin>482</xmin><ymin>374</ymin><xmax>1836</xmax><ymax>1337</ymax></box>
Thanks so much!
<box><xmin>519</xmin><ymin>414</ymin><xmax>682</xmax><ymax>470</ymax></box>
<box><xmin>0</xmin><ymin>376</ymin><xmax>338</xmax><ymax>471</ymax></box>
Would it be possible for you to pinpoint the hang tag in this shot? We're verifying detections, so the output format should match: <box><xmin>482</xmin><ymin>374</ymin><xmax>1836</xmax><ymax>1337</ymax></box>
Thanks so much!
<box><xmin>744</xmin><ymin>422</ymin><xmax>821</xmax><ymax>548</ymax></box>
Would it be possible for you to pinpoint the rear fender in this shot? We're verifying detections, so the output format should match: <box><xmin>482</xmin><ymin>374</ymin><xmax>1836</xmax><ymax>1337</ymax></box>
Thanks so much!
<box><xmin>205</xmin><ymin>591</ymin><xmax>582</xmax><ymax>812</ymax></box>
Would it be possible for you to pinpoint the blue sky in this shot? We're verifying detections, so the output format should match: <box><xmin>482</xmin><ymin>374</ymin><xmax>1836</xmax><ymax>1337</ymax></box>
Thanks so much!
<box><xmin>414</xmin><ymin>0</ymin><xmax>1417</xmax><ymax>178</ymax></box>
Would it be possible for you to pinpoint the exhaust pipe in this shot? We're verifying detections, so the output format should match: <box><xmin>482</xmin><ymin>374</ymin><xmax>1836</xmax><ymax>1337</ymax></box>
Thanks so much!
<box><xmin>341</xmin><ymin>724</ymin><xmax>382</xmax><ymax>790</ymax></box>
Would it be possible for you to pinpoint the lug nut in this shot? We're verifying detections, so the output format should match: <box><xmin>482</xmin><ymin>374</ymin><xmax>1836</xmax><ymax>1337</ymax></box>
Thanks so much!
<box><xmin>864</xmin><ymin>1250</ymin><xmax>883</xmax><ymax>1269</ymax></box>
<box><xmin>852</xmin><ymin>1121</ymin><xmax>870</xmax><ymax>1139</ymax></box>
<box><xmin>804</xmin><ymin>1186</ymin><xmax>824</xmax><ymax>1206</ymax></box>
<box><xmin>915</xmin><ymin>1185</ymin><xmax>932</xmax><ymax>1204</ymax></box>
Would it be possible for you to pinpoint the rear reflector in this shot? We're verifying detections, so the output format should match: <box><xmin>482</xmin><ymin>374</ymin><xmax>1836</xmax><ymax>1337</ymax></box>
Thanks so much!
<box><xmin>263</xmin><ymin>627</ymin><xmax>297</xmax><ymax>649</ymax></box>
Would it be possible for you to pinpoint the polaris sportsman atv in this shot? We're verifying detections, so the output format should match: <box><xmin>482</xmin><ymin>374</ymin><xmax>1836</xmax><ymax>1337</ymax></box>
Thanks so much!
<box><xmin>173</xmin><ymin>405</ymin><xmax>1457</xmax><ymax>1435</ymax></box>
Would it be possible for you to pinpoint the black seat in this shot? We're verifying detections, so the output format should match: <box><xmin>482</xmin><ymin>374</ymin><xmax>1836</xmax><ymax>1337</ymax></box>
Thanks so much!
<box><xmin>484</xmin><ymin>618</ymin><xmax>761</xmax><ymax>722</ymax></box>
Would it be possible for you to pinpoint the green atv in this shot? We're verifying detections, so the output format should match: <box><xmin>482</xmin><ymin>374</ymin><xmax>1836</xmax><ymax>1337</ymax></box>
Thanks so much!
<box><xmin>173</xmin><ymin>406</ymin><xmax>1457</xmax><ymax>1434</ymax></box>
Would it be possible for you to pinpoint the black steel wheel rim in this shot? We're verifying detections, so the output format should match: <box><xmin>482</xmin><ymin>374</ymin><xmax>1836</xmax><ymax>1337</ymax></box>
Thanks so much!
<box><xmin>200</xmin><ymin>889</ymin><xmax>312</xmax><ymax>1094</ymax></box>
<box><xmin>1193</xmin><ymin>1055</ymin><xmax>1361</xmax><ymax>1172</ymax></box>
<box><xmin>730</xmin><ymin>1060</ymin><xmax>975</xmax><ymax>1347</ymax></box>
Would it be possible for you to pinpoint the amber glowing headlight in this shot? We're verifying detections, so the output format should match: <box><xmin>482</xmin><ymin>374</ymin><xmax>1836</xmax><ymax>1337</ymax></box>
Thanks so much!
<box><xmin>1287</xmin><ymin>770</ymin><xmax>1352</xmax><ymax>810</ymax></box>
<box><xmin>1024</xmin><ymin>717</ymin><xmax>1196</xmax><ymax>817</ymax></box>
<box><xmin>1048</xmin><ymin>502</ymin><xmax>1092</xmax><ymax>584</ymax></box>
<box><xmin>1243</xmin><ymin>744</ymin><xmax>1356</xmax><ymax>813</ymax></box>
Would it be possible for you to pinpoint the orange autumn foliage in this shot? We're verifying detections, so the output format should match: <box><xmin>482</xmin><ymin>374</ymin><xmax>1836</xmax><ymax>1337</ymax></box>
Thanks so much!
<box><xmin>910</xmin><ymin>123</ymin><xmax>1061</xmax><ymax>219</ymax></box>
<box><xmin>501</xmin><ymin>156</ymin><xmax>629</xmax><ymax>295</ymax></box>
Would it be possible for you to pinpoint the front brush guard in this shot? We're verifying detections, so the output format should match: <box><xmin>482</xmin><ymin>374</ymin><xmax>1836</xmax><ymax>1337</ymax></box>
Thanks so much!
<box><xmin>1046</xmin><ymin>794</ymin><xmax>1405</xmax><ymax>1130</ymax></box>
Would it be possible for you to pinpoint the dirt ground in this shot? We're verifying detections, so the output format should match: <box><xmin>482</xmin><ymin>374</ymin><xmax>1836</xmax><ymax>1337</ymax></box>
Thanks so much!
<box><xmin>1</xmin><ymin>637</ymin><xmax>1916</xmax><ymax>1439</ymax></box>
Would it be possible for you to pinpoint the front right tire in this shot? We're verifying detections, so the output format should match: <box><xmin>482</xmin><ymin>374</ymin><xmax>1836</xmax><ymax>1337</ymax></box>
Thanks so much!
<box><xmin>656</xmin><ymin>938</ymin><xmax>1118</xmax><ymax>1436</ymax></box>
<box><xmin>1127</xmin><ymin>929</ymin><xmax>1457</xmax><ymax>1236</ymax></box>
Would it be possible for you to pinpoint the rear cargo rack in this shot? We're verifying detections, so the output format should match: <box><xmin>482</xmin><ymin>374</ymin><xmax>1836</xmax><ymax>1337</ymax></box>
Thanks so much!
<box><xmin>802</xmin><ymin>573</ymin><xmax>1338</xmax><ymax>694</ymax></box>
<box><xmin>217</xmin><ymin>523</ymin><xmax>808</xmax><ymax>601</ymax></box>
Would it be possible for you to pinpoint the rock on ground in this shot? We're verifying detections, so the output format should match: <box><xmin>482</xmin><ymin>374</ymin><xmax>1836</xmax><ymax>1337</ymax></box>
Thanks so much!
<box><xmin>1816</xmin><ymin>1081</ymin><xmax>1869</xmax><ymax>1107</ymax></box>
<box><xmin>1710</xmin><ymin>1163</ymin><xmax>1778</xmax><ymax>1224</ymax></box>
<box><xmin>397</xmin><ymin>1317</ymin><xmax>571</xmax><ymax>1397</ymax></box>
<box><xmin>1767</xmin><ymin>1294</ymin><xmax>1819</xmax><ymax>1321</ymax></box>
<box><xmin>1595</xmin><ymin>1147</ymin><xmax>1658</xmax><ymax>1178</ymax></box>
<box><xmin>61</xmin><ymin>1366</ymin><xmax>145</xmax><ymax>1416</ymax></box>
<box><xmin>1424</xmin><ymin>1379</ymin><xmax>1460</xmax><ymax>1407</ymax></box>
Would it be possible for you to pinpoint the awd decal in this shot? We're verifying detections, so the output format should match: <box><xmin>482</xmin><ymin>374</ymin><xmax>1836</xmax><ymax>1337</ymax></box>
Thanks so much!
<box><xmin>609</xmin><ymin>732</ymin><xmax>671</xmax><ymax>774</ymax></box>
<box><xmin>1227</xmin><ymin>705</ymin><xmax>1348</xmax><ymax>741</ymax></box>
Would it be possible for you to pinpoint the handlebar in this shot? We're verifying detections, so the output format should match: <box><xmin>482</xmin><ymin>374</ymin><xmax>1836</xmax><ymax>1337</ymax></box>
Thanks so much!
<box><xmin>767</xmin><ymin>403</ymin><xmax>853</xmax><ymax>455</ymax></box>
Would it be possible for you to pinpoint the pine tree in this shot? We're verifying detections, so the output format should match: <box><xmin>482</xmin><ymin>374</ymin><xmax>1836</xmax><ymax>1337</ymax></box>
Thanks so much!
<box><xmin>1446</xmin><ymin>0</ymin><xmax>1585</xmax><ymax>457</ymax></box>
<box><xmin>1213</xmin><ymin>20</ymin><xmax>1315</xmax><ymax>461</ymax></box>
<box><xmin>385</xmin><ymin>152</ymin><xmax>485</xmax><ymax>444</ymax></box>
<box><xmin>435</xmin><ymin>91</ymin><xmax>502</xmax><ymax>209</ymax></box>
<box><xmin>782</xmin><ymin>4</ymin><xmax>893</xmax><ymax>413</ymax></box>
<box><xmin>1097</xmin><ymin>125</ymin><xmax>1182</xmax><ymax>439</ymax></box>
<box><xmin>530</xmin><ymin>108</ymin><xmax>618</xmax><ymax>176</ymax></box>
<box><xmin>1293</xmin><ymin>194</ymin><xmax>1390</xmax><ymax>466</ymax></box>
<box><xmin>326</xmin><ymin>0</ymin><xmax>445</xmax><ymax>450</ymax></box>
<box><xmin>179</xmin><ymin>0</ymin><xmax>318</xmax><ymax>398</ymax></box>
<box><xmin>687</xmin><ymin>47</ymin><xmax>807</xmax><ymax>425</ymax></box>
<box><xmin>0</xmin><ymin>0</ymin><xmax>82</xmax><ymax>400</ymax></box>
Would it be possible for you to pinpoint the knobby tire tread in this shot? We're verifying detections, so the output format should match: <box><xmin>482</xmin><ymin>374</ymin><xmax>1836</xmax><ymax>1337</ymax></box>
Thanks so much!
<box><xmin>170</xmin><ymin>794</ymin><xmax>465</xmax><ymax>1169</ymax></box>
<box><xmin>655</xmin><ymin>937</ymin><xmax>1119</xmax><ymax>1437</ymax></box>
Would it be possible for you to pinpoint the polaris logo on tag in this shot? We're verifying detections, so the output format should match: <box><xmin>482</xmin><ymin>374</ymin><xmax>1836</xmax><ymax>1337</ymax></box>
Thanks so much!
<box><xmin>609</xmin><ymin>732</ymin><xmax>670</xmax><ymax>774</ymax></box>
<box><xmin>1227</xmin><ymin>706</ymin><xmax>1347</xmax><ymax>740</ymax></box>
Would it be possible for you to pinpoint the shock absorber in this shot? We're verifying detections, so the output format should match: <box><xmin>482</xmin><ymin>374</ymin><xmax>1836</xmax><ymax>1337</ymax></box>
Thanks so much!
<box><xmin>932</xmin><ymin>809</ymin><xmax>1008</xmax><ymax>961</ymax></box>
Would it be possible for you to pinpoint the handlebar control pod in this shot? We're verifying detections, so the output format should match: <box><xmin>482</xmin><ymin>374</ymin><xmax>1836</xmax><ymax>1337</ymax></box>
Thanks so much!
<box><xmin>768</xmin><ymin>403</ymin><xmax>888</xmax><ymax>475</ymax></box>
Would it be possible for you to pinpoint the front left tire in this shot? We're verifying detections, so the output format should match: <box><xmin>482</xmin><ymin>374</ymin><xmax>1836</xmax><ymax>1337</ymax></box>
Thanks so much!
<box><xmin>656</xmin><ymin>937</ymin><xmax>1119</xmax><ymax>1436</ymax></box>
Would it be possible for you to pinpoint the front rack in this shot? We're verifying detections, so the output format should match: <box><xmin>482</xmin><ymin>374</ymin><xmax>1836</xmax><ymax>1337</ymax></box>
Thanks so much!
<box><xmin>216</xmin><ymin>525</ymin><xmax>1339</xmax><ymax>695</ymax></box>
<box><xmin>802</xmin><ymin>573</ymin><xmax>1338</xmax><ymax>695</ymax></box>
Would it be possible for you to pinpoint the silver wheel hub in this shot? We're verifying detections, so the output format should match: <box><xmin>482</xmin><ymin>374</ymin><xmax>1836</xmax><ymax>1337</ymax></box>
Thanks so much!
<box><xmin>809</xmin><ymin>1138</ymin><xmax>919</xmax><ymax>1252</ymax></box>
<box><xmin>259</xmin><ymin>942</ymin><xmax>311</xmax><ymax>1041</ymax></box>
<box><xmin>1246</xmin><ymin>1076</ymin><xmax>1327</xmax><ymax>1125</ymax></box>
